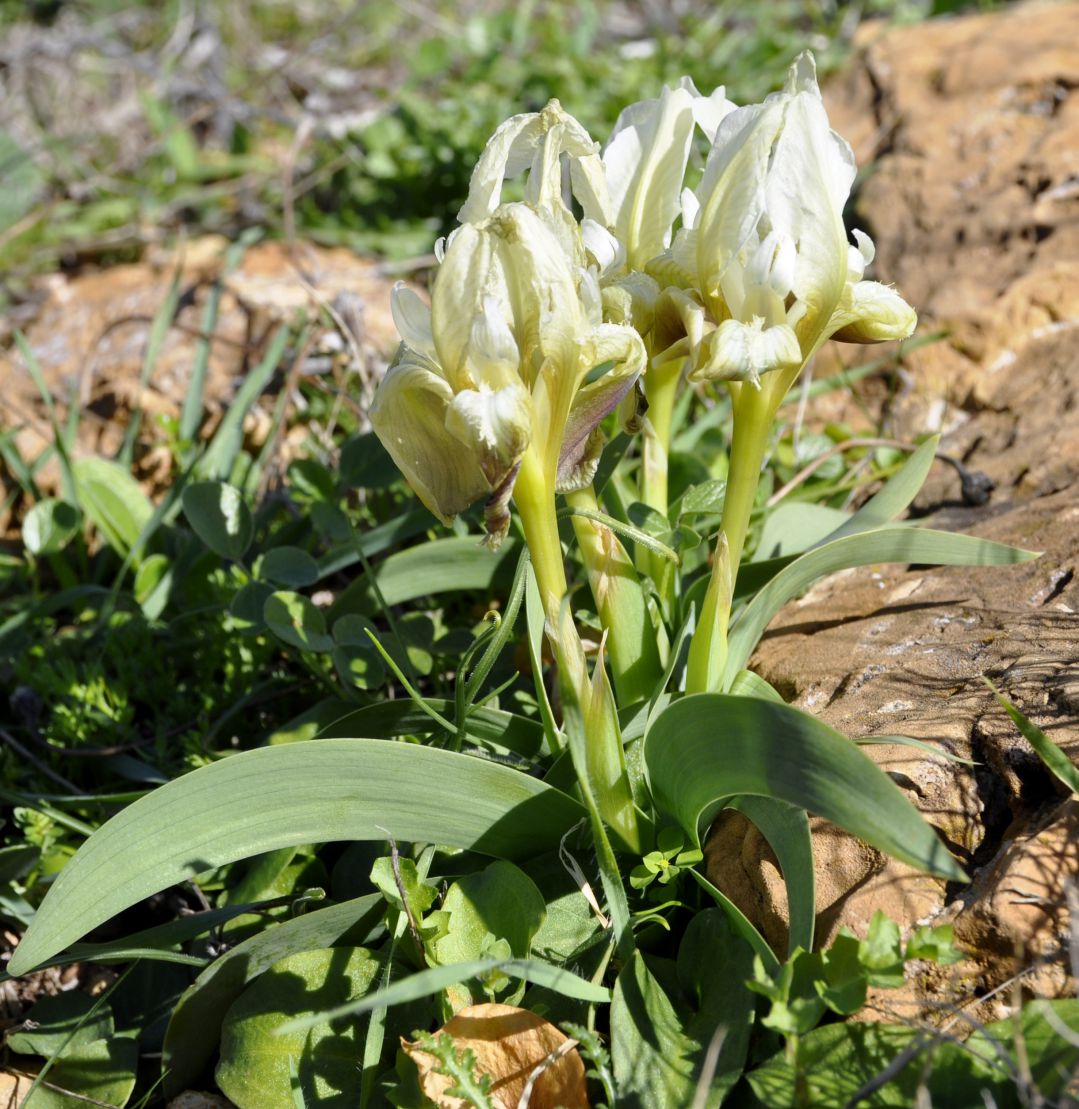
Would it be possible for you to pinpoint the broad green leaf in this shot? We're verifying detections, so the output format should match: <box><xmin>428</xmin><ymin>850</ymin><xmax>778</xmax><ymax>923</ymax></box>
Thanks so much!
<box><xmin>745</xmin><ymin>1020</ymin><xmax>1008</xmax><ymax>1108</ymax></box>
<box><xmin>264</xmin><ymin>590</ymin><xmax>334</xmax><ymax>652</ymax></box>
<box><xmin>282</xmin><ymin>957</ymin><xmax>609</xmax><ymax>1033</ymax></box>
<box><xmin>724</xmin><ymin>526</ymin><xmax>1036</xmax><ymax>685</ymax></box>
<box><xmin>825</xmin><ymin>436</ymin><xmax>939</xmax><ymax>542</ymax></box>
<box><xmin>216</xmin><ymin>947</ymin><xmax>381</xmax><ymax>1108</ymax></box>
<box><xmin>182</xmin><ymin>481</ymin><xmax>254</xmax><ymax>560</ymax></box>
<box><xmin>73</xmin><ymin>456</ymin><xmax>154</xmax><ymax>559</ymax></box>
<box><xmin>23</xmin><ymin>499</ymin><xmax>80</xmax><ymax>555</ymax></box>
<box><xmin>728</xmin><ymin>795</ymin><xmax>814</xmax><ymax>955</ymax></box>
<box><xmin>727</xmin><ymin>670</ymin><xmax>784</xmax><ymax>702</ymax></box>
<box><xmin>9</xmin><ymin>741</ymin><xmax>584</xmax><ymax>974</ymax></box>
<box><xmin>331</xmin><ymin>537</ymin><xmax>518</xmax><ymax>617</ymax></box>
<box><xmin>316</xmin><ymin>699</ymin><xmax>544</xmax><ymax>757</ymax></box>
<box><xmin>432</xmin><ymin>861</ymin><xmax>546</xmax><ymax>966</ymax></box>
<box><xmin>971</xmin><ymin>998</ymin><xmax>1079</xmax><ymax>1100</ymax></box>
<box><xmin>754</xmin><ymin>501</ymin><xmax>849</xmax><ymax>560</ymax></box>
<box><xmin>677</xmin><ymin>910</ymin><xmax>756</xmax><ymax>1106</ymax></box>
<box><xmin>6</xmin><ymin>992</ymin><xmax>113</xmax><ymax>1056</ymax></box>
<box><xmin>645</xmin><ymin>695</ymin><xmax>964</xmax><ymax>881</ymax></box>
<box><xmin>690</xmin><ymin>869</ymin><xmax>780</xmax><ymax>973</ymax></box>
<box><xmin>315</xmin><ymin>507</ymin><xmax>433</xmax><ymax>578</ymax></box>
<box><xmin>23</xmin><ymin>1035</ymin><xmax>138</xmax><ymax>1109</ymax></box>
<box><xmin>163</xmin><ymin>895</ymin><xmax>381</xmax><ymax>1096</ymax></box>
<box><xmin>259</xmin><ymin>546</ymin><xmax>321</xmax><ymax>588</ymax></box>
<box><xmin>611</xmin><ymin>953</ymin><xmax>697</xmax><ymax>1107</ymax></box>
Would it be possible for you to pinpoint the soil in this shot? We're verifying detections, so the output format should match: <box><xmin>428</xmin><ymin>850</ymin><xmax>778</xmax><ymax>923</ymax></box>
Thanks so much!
<box><xmin>0</xmin><ymin>237</ymin><xmax>406</xmax><ymax>537</ymax></box>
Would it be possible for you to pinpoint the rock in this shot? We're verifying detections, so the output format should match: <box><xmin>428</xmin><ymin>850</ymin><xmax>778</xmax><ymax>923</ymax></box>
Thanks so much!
<box><xmin>706</xmin><ymin>1</ymin><xmax>1079</xmax><ymax>1012</ymax></box>
<box><xmin>0</xmin><ymin>237</ymin><xmax>406</xmax><ymax>529</ymax></box>
<box><xmin>824</xmin><ymin>0</ymin><xmax>1079</xmax><ymax>436</ymax></box>
<box><xmin>166</xmin><ymin>1094</ymin><xmax>237</xmax><ymax>1109</ymax></box>
<box><xmin>953</xmin><ymin>799</ymin><xmax>1079</xmax><ymax>1000</ymax></box>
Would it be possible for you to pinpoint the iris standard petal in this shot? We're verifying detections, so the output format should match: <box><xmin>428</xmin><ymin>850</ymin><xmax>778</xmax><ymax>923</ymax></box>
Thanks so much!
<box><xmin>390</xmin><ymin>283</ymin><xmax>436</xmax><ymax>361</ymax></box>
<box><xmin>603</xmin><ymin>84</ymin><xmax>696</xmax><ymax>270</ymax></box>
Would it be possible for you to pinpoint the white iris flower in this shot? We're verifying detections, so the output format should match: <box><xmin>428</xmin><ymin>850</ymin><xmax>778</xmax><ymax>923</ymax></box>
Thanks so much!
<box><xmin>371</xmin><ymin>202</ymin><xmax>645</xmax><ymax>545</ymax></box>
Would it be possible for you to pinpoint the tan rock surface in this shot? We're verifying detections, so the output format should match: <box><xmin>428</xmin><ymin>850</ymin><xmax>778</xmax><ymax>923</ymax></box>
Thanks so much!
<box><xmin>825</xmin><ymin>0</ymin><xmax>1079</xmax><ymax>435</ymax></box>
<box><xmin>707</xmin><ymin>1</ymin><xmax>1079</xmax><ymax>1012</ymax></box>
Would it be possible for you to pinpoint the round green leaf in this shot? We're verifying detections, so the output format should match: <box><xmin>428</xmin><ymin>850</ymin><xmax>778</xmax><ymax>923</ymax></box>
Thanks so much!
<box><xmin>230</xmin><ymin>581</ymin><xmax>274</xmax><ymax>630</ymax></box>
<box><xmin>182</xmin><ymin>481</ymin><xmax>254</xmax><ymax>560</ymax></box>
<box><xmin>258</xmin><ymin>545</ymin><xmax>320</xmax><ymax>588</ymax></box>
<box><xmin>264</xmin><ymin>591</ymin><xmax>333</xmax><ymax>652</ymax></box>
<box><xmin>216</xmin><ymin>947</ymin><xmax>380</xmax><ymax>1108</ymax></box>
<box><xmin>23</xmin><ymin>498</ymin><xmax>81</xmax><ymax>555</ymax></box>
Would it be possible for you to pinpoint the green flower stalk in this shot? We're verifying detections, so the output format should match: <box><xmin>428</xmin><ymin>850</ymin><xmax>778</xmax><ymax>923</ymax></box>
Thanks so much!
<box><xmin>676</xmin><ymin>55</ymin><xmax>917</xmax><ymax>692</ymax></box>
<box><xmin>564</xmin><ymin>484</ymin><xmax>665</xmax><ymax>705</ymax></box>
<box><xmin>372</xmin><ymin>171</ymin><xmax>646</xmax><ymax>849</ymax></box>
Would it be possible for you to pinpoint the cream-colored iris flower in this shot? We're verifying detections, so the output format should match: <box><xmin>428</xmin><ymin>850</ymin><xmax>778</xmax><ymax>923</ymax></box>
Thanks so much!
<box><xmin>648</xmin><ymin>53</ymin><xmax>914</xmax><ymax>387</ymax></box>
<box><xmin>371</xmin><ymin>202</ymin><xmax>646</xmax><ymax>545</ymax></box>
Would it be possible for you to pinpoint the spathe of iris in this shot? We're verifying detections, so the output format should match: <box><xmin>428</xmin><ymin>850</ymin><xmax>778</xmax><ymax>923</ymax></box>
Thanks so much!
<box><xmin>371</xmin><ymin>202</ymin><xmax>646</xmax><ymax>549</ymax></box>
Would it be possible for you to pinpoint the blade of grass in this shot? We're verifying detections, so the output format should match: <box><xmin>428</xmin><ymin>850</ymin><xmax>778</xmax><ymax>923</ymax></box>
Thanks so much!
<box><xmin>180</xmin><ymin>232</ymin><xmax>260</xmax><ymax>446</ymax></box>
<box><xmin>120</xmin><ymin>262</ymin><xmax>182</xmax><ymax>465</ymax></box>
<box><xmin>198</xmin><ymin>321</ymin><xmax>297</xmax><ymax>482</ymax></box>
<box><xmin>16</xmin><ymin>331</ymin><xmax>76</xmax><ymax>504</ymax></box>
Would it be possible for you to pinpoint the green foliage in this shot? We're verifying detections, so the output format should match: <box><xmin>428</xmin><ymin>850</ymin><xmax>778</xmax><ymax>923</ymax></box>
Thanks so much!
<box><xmin>0</xmin><ymin>5</ymin><xmax>1041</xmax><ymax>1107</ymax></box>
<box><xmin>215</xmin><ymin>947</ymin><xmax>381</xmax><ymax>1108</ymax></box>
<box><xmin>745</xmin><ymin>1000</ymin><xmax>1079</xmax><ymax>1108</ymax></box>
<box><xmin>748</xmin><ymin>911</ymin><xmax>965</xmax><ymax>1038</ymax></box>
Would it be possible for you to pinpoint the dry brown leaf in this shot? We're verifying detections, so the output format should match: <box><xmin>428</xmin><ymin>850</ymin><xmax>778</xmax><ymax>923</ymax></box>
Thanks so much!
<box><xmin>0</xmin><ymin>1067</ymin><xmax>33</xmax><ymax>1107</ymax></box>
<box><xmin>402</xmin><ymin>1002</ymin><xmax>589</xmax><ymax>1109</ymax></box>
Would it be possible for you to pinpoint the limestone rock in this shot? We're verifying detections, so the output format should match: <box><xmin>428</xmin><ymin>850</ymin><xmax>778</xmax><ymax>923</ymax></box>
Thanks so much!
<box><xmin>823</xmin><ymin>0</ymin><xmax>1079</xmax><ymax>436</ymax></box>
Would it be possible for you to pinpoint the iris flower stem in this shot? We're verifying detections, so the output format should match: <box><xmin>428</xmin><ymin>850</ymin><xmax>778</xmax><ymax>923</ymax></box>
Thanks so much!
<box><xmin>513</xmin><ymin>449</ymin><xmax>641</xmax><ymax>853</ymax></box>
<box><xmin>638</xmin><ymin>360</ymin><xmax>684</xmax><ymax>609</ymax></box>
<box><xmin>639</xmin><ymin>360</ymin><xmax>683</xmax><ymax>519</ymax></box>
<box><xmin>686</xmin><ymin>378</ymin><xmax>779</xmax><ymax>694</ymax></box>
<box><xmin>565</xmin><ymin>485</ymin><xmax>665</xmax><ymax>706</ymax></box>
